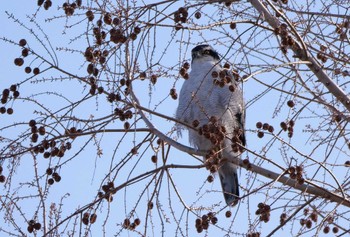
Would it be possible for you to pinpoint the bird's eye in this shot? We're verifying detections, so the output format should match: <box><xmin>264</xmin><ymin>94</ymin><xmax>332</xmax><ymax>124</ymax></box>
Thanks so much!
<box><xmin>204</xmin><ymin>50</ymin><xmax>210</xmax><ymax>54</ymax></box>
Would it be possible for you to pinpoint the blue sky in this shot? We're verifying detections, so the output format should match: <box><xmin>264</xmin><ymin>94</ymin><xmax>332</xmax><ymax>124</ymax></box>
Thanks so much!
<box><xmin>1</xmin><ymin>1</ymin><xmax>348</xmax><ymax>237</ymax></box>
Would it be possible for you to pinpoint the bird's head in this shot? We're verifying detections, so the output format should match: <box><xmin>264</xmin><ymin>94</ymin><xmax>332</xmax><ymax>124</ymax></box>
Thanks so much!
<box><xmin>191</xmin><ymin>44</ymin><xmax>220</xmax><ymax>64</ymax></box>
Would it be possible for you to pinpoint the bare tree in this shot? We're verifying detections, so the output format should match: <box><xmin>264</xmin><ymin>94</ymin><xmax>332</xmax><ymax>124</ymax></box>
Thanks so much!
<box><xmin>1</xmin><ymin>0</ymin><xmax>350</xmax><ymax>236</ymax></box>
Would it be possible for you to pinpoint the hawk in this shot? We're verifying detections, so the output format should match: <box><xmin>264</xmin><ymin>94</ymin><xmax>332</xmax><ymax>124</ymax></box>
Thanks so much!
<box><xmin>176</xmin><ymin>44</ymin><xmax>245</xmax><ymax>205</ymax></box>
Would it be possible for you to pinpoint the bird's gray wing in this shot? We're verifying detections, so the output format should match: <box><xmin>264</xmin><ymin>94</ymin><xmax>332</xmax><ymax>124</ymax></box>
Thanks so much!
<box><xmin>234</xmin><ymin>103</ymin><xmax>246</xmax><ymax>147</ymax></box>
<box><xmin>217</xmin><ymin>81</ymin><xmax>245</xmax><ymax>147</ymax></box>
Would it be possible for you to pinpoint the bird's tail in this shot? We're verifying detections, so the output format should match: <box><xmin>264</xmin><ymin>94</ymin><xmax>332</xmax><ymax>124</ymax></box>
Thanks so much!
<box><xmin>218</xmin><ymin>161</ymin><xmax>239</xmax><ymax>206</ymax></box>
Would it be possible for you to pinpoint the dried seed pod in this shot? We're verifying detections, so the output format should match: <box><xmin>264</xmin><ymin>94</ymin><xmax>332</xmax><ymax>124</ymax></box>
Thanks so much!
<box><xmin>274</xmin><ymin>27</ymin><xmax>280</xmax><ymax>35</ymax></box>
<box><xmin>33</xmin><ymin>222</ymin><xmax>41</xmax><ymax>230</ymax></box>
<box><xmin>129</xmin><ymin>33</ymin><xmax>137</xmax><ymax>41</ymax></box>
<box><xmin>224</xmin><ymin>76</ymin><xmax>232</xmax><ymax>83</ymax></box>
<box><xmin>134</xmin><ymin>218</ymin><xmax>141</xmax><ymax>226</ymax></box>
<box><xmin>280</xmin><ymin>122</ymin><xmax>287</xmax><ymax>131</ymax></box>
<box><xmin>306</xmin><ymin>219</ymin><xmax>312</xmax><ymax>228</ymax></box>
<box><xmin>179</xmin><ymin>67</ymin><xmax>186</xmax><ymax>77</ymax></box>
<box><xmin>14</xmin><ymin>58</ymin><xmax>24</xmax><ymax>66</ymax></box>
<box><xmin>103</xmin><ymin>13</ymin><xmax>112</xmax><ymax>25</ymax></box>
<box><xmin>3</xmin><ymin>89</ymin><xmax>10</xmax><ymax>97</ymax></box>
<box><xmin>209</xmin><ymin>164</ymin><xmax>217</xmax><ymax>173</ymax></box>
<box><xmin>201</xmin><ymin>214</ymin><xmax>208</xmax><ymax>221</ymax></box>
<box><xmin>280</xmin><ymin>23</ymin><xmax>288</xmax><ymax>30</ymax></box>
<box><xmin>262</xmin><ymin>123</ymin><xmax>269</xmax><ymax>130</ymax></box>
<box><xmin>256</xmin><ymin>122</ymin><xmax>262</xmax><ymax>129</ymax></box>
<box><xmin>194</xmin><ymin>11</ymin><xmax>201</xmax><ymax>19</ymax></box>
<box><xmin>280</xmin><ymin>213</ymin><xmax>287</xmax><ymax>221</ymax></box>
<box><xmin>264</xmin><ymin>205</ymin><xmax>271</xmax><ymax>212</ymax></box>
<box><xmin>323</xmin><ymin>226</ymin><xmax>330</xmax><ymax>233</ymax></box>
<box><xmin>22</xmin><ymin>48</ymin><xmax>29</xmax><ymax>57</ymax></box>
<box><xmin>129</xmin><ymin>223</ymin><xmax>136</xmax><ymax>230</ymax></box>
<box><xmin>195</xmin><ymin>218</ymin><xmax>202</xmax><ymax>227</ymax></box>
<box><xmin>297</xmin><ymin>178</ymin><xmax>305</xmax><ymax>185</ymax></box>
<box><xmin>332</xmin><ymin>226</ymin><xmax>339</xmax><ymax>233</ymax></box>
<box><xmin>111</xmin><ymin>17</ymin><xmax>120</xmax><ymax>25</ymax></box>
<box><xmin>219</xmin><ymin>70</ymin><xmax>226</xmax><ymax>79</ymax></box>
<box><xmin>151</xmin><ymin>155</ymin><xmax>157</xmax><ymax>163</ymax></box>
<box><xmin>43</xmin><ymin>152</ymin><xmax>50</xmax><ymax>159</ymax></box>
<box><xmin>124</xmin><ymin>121</ymin><xmax>130</xmax><ymax>130</ymax></box>
<box><xmin>46</xmin><ymin>168</ymin><xmax>53</xmax><ymax>175</ymax></box>
<box><xmin>27</xmin><ymin>225</ymin><xmax>34</xmax><ymax>233</ymax></box>
<box><xmin>44</xmin><ymin>0</ymin><xmax>52</xmax><ymax>10</ymax></box>
<box><xmin>38</xmin><ymin>126</ymin><xmax>46</xmax><ymax>135</ymax></box>
<box><xmin>316</xmin><ymin>52</ymin><xmax>323</xmax><ymax>59</ymax></box>
<box><xmin>229</xmin><ymin>85</ymin><xmax>235</xmax><ymax>92</ymax></box>
<box><xmin>48</xmin><ymin>178</ymin><xmax>54</xmax><ymax>185</ymax></box>
<box><xmin>82</xmin><ymin>215</ymin><xmax>89</xmax><ymax>225</ymax></box>
<box><xmin>287</xmin><ymin>36</ymin><xmax>294</xmax><ymax>45</ymax></box>
<box><xmin>207</xmin><ymin>175</ymin><xmax>214</xmax><ymax>183</ymax></box>
<box><xmin>289</xmin><ymin>120</ymin><xmax>295</xmax><ymax>127</ymax></box>
<box><xmin>192</xmin><ymin>120</ymin><xmax>199</xmax><ymax>127</ymax></box>
<box><xmin>33</xmin><ymin>67</ymin><xmax>40</xmax><ymax>75</ymax></box>
<box><xmin>150</xmin><ymin>74</ymin><xmax>157</xmax><ymax>84</ymax></box>
<box><xmin>6</xmin><ymin>108</ymin><xmax>13</xmax><ymax>115</ymax></box>
<box><xmin>53</xmin><ymin>173</ymin><xmax>61</xmax><ymax>182</ymax></box>
<box><xmin>202</xmin><ymin>220</ymin><xmax>209</xmax><ymax>230</ymax></box>
<box><xmin>242</xmin><ymin>158</ymin><xmax>250</xmax><ymax>166</ymax></box>
<box><xmin>198</xmin><ymin>127</ymin><xmax>203</xmax><ymax>135</ymax></box>
<box><xmin>288</xmin><ymin>166</ymin><xmax>295</xmax><ymax>174</ymax></box>
<box><xmin>268</xmin><ymin>126</ymin><xmax>274</xmax><ymax>133</ymax></box>
<box><xmin>90</xmin><ymin>213</ymin><xmax>97</xmax><ymax>224</ymax></box>
<box><xmin>211</xmin><ymin>216</ymin><xmax>218</xmax><ymax>224</ymax></box>
<box><xmin>295</xmin><ymin>165</ymin><xmax>303</xmax><ymax>173</ymax></box>
<box><xmin>211</xmin><ymin>71</ymin><xmax>219</xmax><ymax>78</ymax></box>
<box><xmin>124</xmin><ymin>110</ymin><xmax>133</xmax><ymax>119</ymax></box>
<box><xmin>287</xmin><ymin>100</ymin><xmax>295</xmax><ymax>107</ymax></box>
<box><xmin>335</xmin><ymin>25</ymin><xmax>342</xmax><ymax>34</ymax></box>
<box><xmin>133</xmin><ymin>26</ymin><xmax>141</xmax><ymax>35</ymax></box>
<box><xmin>31</xmin><ymin>126</ymin><xmax>38</xmax><ymax>134</ymax></box>
<box><xmin>41</xmin><ymin>140</ymin><xmax>49</xmax><ymax>150</ymax></box>
<box><xmin>28</xmin><ymin>120</ymin><xmax>36</xmax><ymax>127</ymax></box>
<box><xmin>321</xmin><ymin>56</ymin><xmax>327</xmax><ymax>63</ymax></box>
<box><xmin>31</xmin><ymin>133</ymin><xmax>38</xmax><ymax>142</ymax></box>
<box><xmin>196</xmin><ymin>226</ymin><xmax>203</xmax><ymax>233</ymax></box>
<box><xmin>13</xmin><ymin>91</ymin><xmax>20</xmax><ymax>98</ymax></box>
<box><xmin>131</xmin><ymin>147</ymin><xmax>138</xmax><ymax>154</ymax></box>
<box><xmin>183</xmin><ymin>62</ymin><xmax>190</xmax><ymax>70</ymax></box>
<box><xmin>310</xmin><ymin>212</ymin><xmax>318</xmax><ymax>222</ymax></box>
<box><xmin>140</xmin><ymin>71</ymin><xmax>147</xmax><ymax>79</ymax></box>
<box><xmin>178</xmin><ymin>7</ymin><xmax>187</xmax><ymax>14</ymax></box>
<box><xmin>230</xmin><ymin>22</ymin><xmax>236</xmax><ymax>30</ymax></box>
<box><xmin>209</xmin><ymin>116</ymin><xmax>217</xmax><ymax>123</ymax></box>
<box><xmin>85</xmin><ymin>10</ymin><xmax>94</xmax><ymax>21</ymax></box>
<box><xmin>183</xmin><ymin>73</ymin><xmax>189</xmax><ymax>80</ymax></box>
<box><xmin>0</xmin><ymin>175</ymin><xmax>6</xmax><ymax>183</ymax></box>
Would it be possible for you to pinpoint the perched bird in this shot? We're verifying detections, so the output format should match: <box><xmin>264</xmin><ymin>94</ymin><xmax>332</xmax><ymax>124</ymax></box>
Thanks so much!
<box><xmin>176</xmin><ymin>44</ymin><xmax>245</xmax><ymax>205</ymax></box>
